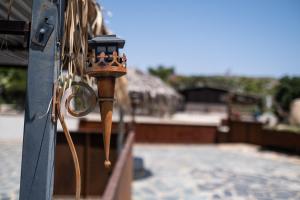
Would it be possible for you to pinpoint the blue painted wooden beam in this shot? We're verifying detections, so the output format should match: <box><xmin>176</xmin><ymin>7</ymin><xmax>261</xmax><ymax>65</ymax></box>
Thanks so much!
<box><xmin>19</xmin><ymin>0</ymin><xmax>63</xmax><ymax>199</ymax></box>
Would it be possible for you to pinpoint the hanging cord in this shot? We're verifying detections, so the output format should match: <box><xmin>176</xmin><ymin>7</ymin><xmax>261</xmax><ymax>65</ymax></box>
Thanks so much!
<box><xmin>56</xmin><ymin>87</ymin><xmax>81</xmax><ymax>200</ymax></box>
<box><xmin>56</xmin><ymin>0</ymin><xmax>90</xmax><ymax>198</ymax></box>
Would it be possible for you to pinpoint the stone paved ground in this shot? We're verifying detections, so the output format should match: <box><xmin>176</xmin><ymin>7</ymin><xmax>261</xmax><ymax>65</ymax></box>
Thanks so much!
<box><xmin>0</xmin><ymin>141</ymin><xmax>22</xmax><ymax>200</ymax></box>
<box><xmin>133</xmin><ymin>144</ymin><xmax>300</xmax><ymax>200</ymax></box>
<box><xmin>1</xmin><ymin>142</ymin><xmax>300</xmax><ymax>200</ymax></box>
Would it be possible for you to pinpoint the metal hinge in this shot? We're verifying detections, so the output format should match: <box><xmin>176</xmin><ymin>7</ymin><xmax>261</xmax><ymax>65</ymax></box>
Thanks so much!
<box><xmin>31</xmin><ymin>17</ymin><xmax>54</xmax><ymax>51</ymax></box>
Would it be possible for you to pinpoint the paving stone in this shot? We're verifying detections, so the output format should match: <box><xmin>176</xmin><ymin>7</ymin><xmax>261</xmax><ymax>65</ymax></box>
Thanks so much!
<box><xmin>140</xmin><ymin>187</ymin><xmax>156</xmax><ymax>196</ymax></box>
<box><xmin>224</xmin><ymin>189</ymin><xmax>232</xmax><ymax>197</ymax></box>
<box><xmin>161</xmin><ymin>194</ymin><xmax>181</xmax><ymax>200</ymax></box>
<box><xmin>2</xmin><ymin>141</ymin><xmax>300</xmax><ymax>200</ymax></box>
<box><xmin>274</xmin><ymin>191</ymin><xmax>297</xmax><ymax>199</ymax></box>
<box><xmin>0</xmin><ymin>141</ymin><xmax>22</xmax><ymax>200</ymax></box>
<box><xmin>153</xmin><ymin>179</ymin><xmax>174</xmax><ymax>192</ymax></box>
<box><xmin>212</xmin><ymin>194</ymin><xmax>221</xmax><ymax>199</ymax></box>
<box><xmin>133</xmin><ymin>144</ymin><xmax>300</xmax><ymax>200</ymax></box>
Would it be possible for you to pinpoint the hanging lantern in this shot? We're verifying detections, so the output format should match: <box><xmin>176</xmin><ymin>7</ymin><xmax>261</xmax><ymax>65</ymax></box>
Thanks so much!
<box><xmin>87</xmin><ymin>35</ymin><xmax>127</xmax><ymax>168</ymax></box>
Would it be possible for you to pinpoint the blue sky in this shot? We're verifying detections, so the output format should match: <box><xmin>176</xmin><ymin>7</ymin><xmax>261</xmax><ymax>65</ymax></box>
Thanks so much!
<box><xmin>99</xmin><ymin>0</ymin><xmax>300</xmax><ymax>77</ymax></box>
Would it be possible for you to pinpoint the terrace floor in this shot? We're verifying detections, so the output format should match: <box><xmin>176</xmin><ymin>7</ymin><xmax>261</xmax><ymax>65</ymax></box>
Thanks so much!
<box><xmin>133</xmin><ymin>144</ymin><xmax>300</xmax><ymax>200</ymax></box>
<box><xmin>1</xmin><ymin>141</ymin><xmax>300</xmax><ymax>200</ymax></box>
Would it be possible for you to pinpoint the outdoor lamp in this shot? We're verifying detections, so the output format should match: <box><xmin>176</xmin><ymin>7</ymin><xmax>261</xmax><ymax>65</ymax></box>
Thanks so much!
<box><xmin>87</xmin><ymin>35</ymin><xmax>127</xmax><ymax>168</ymax></box>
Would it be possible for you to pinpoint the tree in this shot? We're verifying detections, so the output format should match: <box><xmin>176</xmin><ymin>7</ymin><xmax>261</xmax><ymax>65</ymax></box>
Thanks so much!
<box><xmin>0</xmin><ymin>68</ymin><xmax>27</xmax><ymax>109</ymax></box>
<box><xmin>148</xmin><ymin>65</ymin><xmax>175</xmax><ymax>82</ymax></box>
<box><xmin>274</xmin><ymin>76</ymin><xmax>300</xmax><ymax>113</ymax></box>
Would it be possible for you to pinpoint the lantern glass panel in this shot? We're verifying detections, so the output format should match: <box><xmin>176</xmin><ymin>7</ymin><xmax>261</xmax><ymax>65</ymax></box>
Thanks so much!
<box><xmin>107</xmin><ymin>46</ymin><xmax>117</xmax><ymax>54</ymax></box>
<box><xmin>97</xmin><ymin>46</ymin><xmax>106</xmax><ymax>54</ymax></box>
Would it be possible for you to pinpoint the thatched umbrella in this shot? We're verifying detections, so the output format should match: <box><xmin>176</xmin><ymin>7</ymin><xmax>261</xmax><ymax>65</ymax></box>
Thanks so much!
<box><xmin>127</xmin><ymin>69</ymin><xmax>182</xmax><ymax>116</ymax></box>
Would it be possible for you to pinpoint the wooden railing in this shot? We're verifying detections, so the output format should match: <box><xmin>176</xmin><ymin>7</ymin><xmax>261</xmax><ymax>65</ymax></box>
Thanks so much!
<box><xmin>102</xmin><ymin>131</ymin><xmax>134</xmax><ymax>200</ymax></box>
<box><xmin>54</xmin><ymin>131</ymin><xmax>134</xmax><ymax>199</ymax></box>
<box><xmin>227</xmin><ymin>120</ymin><xmax>300</xmax><ymax>153</ymax></box>
<box><xmin>79</xmin><ymin>120</ymin><xmax>217</xmax><ymax>144</ymax></box>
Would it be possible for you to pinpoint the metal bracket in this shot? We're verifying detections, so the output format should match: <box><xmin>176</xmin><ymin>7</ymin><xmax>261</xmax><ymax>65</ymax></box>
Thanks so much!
<box><xmin>31</xmin><ymin>17</ymin><xmax>54</xmax><ymax>51</ymax></box>
<box><xmin>98</xmin><ymin>97</ymin><xmax>116</xmax><ymax>102</ymax></box>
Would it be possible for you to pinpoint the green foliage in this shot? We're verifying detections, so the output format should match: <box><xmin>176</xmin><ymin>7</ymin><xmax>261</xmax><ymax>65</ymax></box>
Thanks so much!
<box><xmin>0</xmin><ymin>68</ymin><xmax>27</xmax><ymax>109</ymax></box>
<box><xmin>148</xmin><ymin>65</ymin><xmax>175</xmax><ymax>82</ymax></box>
<box><xmin>274</xmin><ymin>76</ymin><xmax>300</xmax><ymax>112</ymax></box>
<box><xmin>147</xmin><ymin>66</ymin><xmax>277</xmax><ymax>96</ymax></box>
<box><xmin>170</xmin><ymin>75</ymin><xmax>277</xmax><ymax>96</ymax></box>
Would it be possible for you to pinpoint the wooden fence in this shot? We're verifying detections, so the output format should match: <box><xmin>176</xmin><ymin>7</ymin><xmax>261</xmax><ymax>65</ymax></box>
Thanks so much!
<box><xmin>54</xmin><ymin>131</ymin><xmax>134</xmax><ymax>200</ymax></box>
<box><xmin>79</xmin><ymin>120</ymin><xmax>218</xmax><ymax>144</ymax></box>
<box><xmin>226</xmin><ymin>120</ymin><xmax>263</xmax><ymax>144</ymax></box>
<box><xmin>53</xmin><ymin>119</ymin><xmax>300</xmax><ymax>199</ymax></box>
<box><xmin>227</xmin><ymin>120</ymin><xmax>300</xmax><ymax>153</ymax></box>
<box><xmin>78</xmin><ymin>119</ymin><xmax>300</xmax><ymax>152</ymax></box>
<box><xmin>134</xmin><ymin>123</ymin><xmax>217</xmax><ymax>143</ymax></box>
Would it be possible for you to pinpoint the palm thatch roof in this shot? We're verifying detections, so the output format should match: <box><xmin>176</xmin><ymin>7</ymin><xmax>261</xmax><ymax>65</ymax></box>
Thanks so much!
<box><xmin>127</xmin><ymin>69</ymin><xmax>181</xmax><ymax>99</ymax></box>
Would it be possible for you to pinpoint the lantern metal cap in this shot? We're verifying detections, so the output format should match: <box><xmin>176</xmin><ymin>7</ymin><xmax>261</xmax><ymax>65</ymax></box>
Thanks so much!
<box><xmin>88</xmin><ymin>34</ymin><xmax>125</xmax><ymax>48</ymax></box>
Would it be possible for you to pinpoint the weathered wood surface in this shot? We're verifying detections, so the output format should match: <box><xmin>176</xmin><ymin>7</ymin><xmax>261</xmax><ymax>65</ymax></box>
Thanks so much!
<box><xmin>53</xmin><ymin>131</ymin><xmax>134</xmax><ymax>200</ymax></box>
<box><xmin>19</xmin><ymin>0</ymin><xmax>62</xmax><ymax>199</ymax></box>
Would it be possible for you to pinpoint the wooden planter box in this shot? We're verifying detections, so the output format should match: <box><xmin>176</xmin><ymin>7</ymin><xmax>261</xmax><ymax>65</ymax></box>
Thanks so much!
<box><xmin>54</xmin><ymin>131</ymin><xmax>134</xmax><ymax>200</ymax></box>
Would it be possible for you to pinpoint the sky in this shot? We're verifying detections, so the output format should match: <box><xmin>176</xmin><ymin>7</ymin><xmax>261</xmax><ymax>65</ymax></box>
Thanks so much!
<box><xmin>99</xmin><ymin>0</ymin><xmax>300</xmax><ymax>77</ymax></box>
